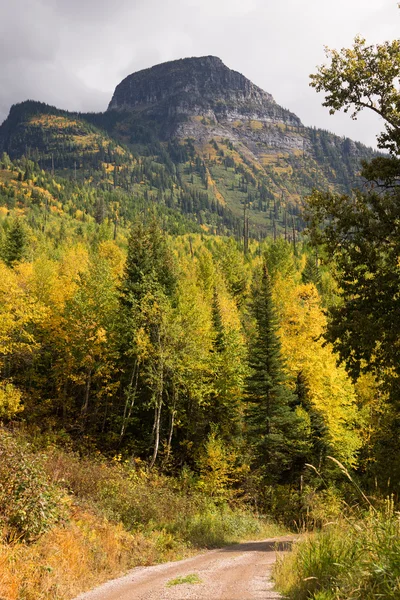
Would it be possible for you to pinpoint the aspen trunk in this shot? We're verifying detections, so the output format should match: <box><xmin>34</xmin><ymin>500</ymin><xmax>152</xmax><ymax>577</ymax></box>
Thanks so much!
<box><xmin>82</xmin><ymin>368</ymin><xmax>92</xmax><ymax>414</ymax></box>
<box><xmin>150</xmin><ymin>359</ymin><xmax>164</xmax><ymax>469</ymax></box>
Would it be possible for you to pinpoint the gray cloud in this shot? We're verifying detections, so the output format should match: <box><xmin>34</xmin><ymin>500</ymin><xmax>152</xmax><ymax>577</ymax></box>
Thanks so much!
<box><xmin>0</xmin><ymin>0</ymin><xmax>398</xmax><ymax>147</ymax></box>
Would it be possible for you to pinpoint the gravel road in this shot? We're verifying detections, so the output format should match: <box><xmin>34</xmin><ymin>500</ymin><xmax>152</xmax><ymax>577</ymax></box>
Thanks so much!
<box><xmin>74</xmin><ymin>537</ymin><xmax>294</xmax><ymax>600</ymax></box>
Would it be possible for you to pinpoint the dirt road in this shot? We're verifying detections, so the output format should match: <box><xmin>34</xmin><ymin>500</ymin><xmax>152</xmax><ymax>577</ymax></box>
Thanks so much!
<box><xmin>75</xmin><ymin>537</ymin><xmax>293</xmax><ymax>600</ymax></box>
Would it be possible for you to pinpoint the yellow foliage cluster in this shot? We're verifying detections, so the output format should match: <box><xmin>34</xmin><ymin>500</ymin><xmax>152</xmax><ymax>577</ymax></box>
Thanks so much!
<box><xmin>0</xmin><ymin>262</ymin><xmax>48</xmax><ymax>361</ymax></box>
<box><xmin>275</xmin><ymin>278</ymin><xmax>361</xmax><ymax>465</ymax></box>
<box><xmin>249</xmin><ymin>120</ymin><xmax>263</xmax><ymax>130</ymax></box>
<box><xmin>0</xmin><ymin>246</ymin><xmax>97</xmax><ymax>418</ymax></box>
<box><xmin>27</xmin><ymin>115</ymin><xmax>128</xmax><ymax>159</ymax></box>
<box><xmin>98</xmin><ymin>241</ymin><xmax>125</xmax><ymax>280</ymax></box>
<box><xmin>202</xmin><ymin>141</ymin><xmax>219</xmax><ymax>161</ymax></box>
<box><xmin>0</xmin><ymin>381</ymin><xmax>22</xmax><ymax>419</ymax></box>
<box><xmin>29</xmin><ymin>115</ymin><xmax>81</xmax><ymax>129</ymax></box>
<box><xmin>197</xmin><ymin>431</ymin><xmax>237</xmax><ymax>499</ymax></box>
<box><xmin>0</xmin><ymin>172</ymin><xmax>57</xmax><ymax>211</ymax></box>
<box><xmin>205</xmin><ymin>167</ymin><xmax>226</xmax><ymax>205</ymax></box>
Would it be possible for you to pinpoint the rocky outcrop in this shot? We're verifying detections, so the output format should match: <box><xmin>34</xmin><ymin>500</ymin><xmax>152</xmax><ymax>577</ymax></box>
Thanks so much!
<box><xmin>108</xmin><ymin>56</ymin><xmax>301</xmax><ymax>128</ymax></box>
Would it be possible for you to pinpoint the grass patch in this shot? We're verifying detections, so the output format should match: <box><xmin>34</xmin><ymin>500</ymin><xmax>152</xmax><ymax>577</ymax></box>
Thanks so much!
<box><xmin>166</xmin><ymin>573</ymin><xmax>202</xmax><ymax>586</ymax></box>
<box><xmin>274</xmin><ymin>500</ymin><xmax>400</xmax><ymax>599</ymax></box>
<box><xmin>169</xmin><ymin>505</ymin><xmax>284</xmax><ymax>548</ymax></box>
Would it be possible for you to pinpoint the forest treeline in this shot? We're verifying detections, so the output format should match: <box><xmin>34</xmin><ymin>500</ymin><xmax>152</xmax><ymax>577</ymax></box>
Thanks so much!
<box><xmin>0</xmin><ymin>97</ymin><xmax>377</xmax><ymax>244</ymax></box>
<box><xmin>0</xmin><ymin>150</ymin><xmax>393</xmax><ymax>518</ymax></box>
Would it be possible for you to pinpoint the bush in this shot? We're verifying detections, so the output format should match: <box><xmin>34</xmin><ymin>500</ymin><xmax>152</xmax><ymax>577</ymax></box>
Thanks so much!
<box><xmin>44</xmin><ymin>449</ymin><xmax>281</xmax><ymax>548</ymax></box>
<box><xmin>0</xmin><ymin>431</ymin><xmax>64</xmax><ymax>541</ymax></box>
<box><xmin>0</xmin><ymin>381</ymin><xmax>22</xmax><ymax>419</ymax></box>
<box><xmin>45</xmin><ymin>451</ymin><xmax>197</xmax><ymax>530</ymax></box>
<box><xmin>169</xmin><ymin>503</ymin><xmax>267</xmax><ymax>547</ymax></box>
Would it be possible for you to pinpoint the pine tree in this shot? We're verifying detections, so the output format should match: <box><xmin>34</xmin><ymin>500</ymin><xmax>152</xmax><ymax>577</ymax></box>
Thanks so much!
<box><xmin>2</xmin><ymin>220</ymin><xmax>27</xmax><ymax>268</ymax></box>
<box><xmin>246</xmin><ymin>264</ymin><xmax>308</xmax><ymax>483</ymax></box>
<box><xmin>211</xmin><ymin>288</ymin><xmax>225</xmax><ymax>352</ymax></box>
<box><xmin>294</xmin><ymin>370</ymin><xmax>328</xmax><ymax>466</ymax></box>
<box><xmin>1</xmin><ymin>152</ymin><xmax>11</xmax><ymax>170</ymax></box>
<box><xmin>302</xmin><ymin>254</ymin><xmax>321</xmax><ymax>288</ymax></box>
<box><xmin>120</xmin><ymin>218</ymin><xmax>176</xmax><ymax>308</ymax></box>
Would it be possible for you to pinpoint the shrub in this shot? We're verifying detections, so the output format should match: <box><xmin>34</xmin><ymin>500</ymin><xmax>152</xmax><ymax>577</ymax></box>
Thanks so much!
<box><xmin>0</xmin><ymin>431</ymin><xmax>64</xmax><ymax>541</ymax></box>
<box><xmin>170</xmin><ymin>504</ymin><xmax>270</xmax><ymax>547</ymax></box>
<box><xmin>44</xmin><ymin>448</ymin><xmax>281</xmax><ymax>548</ymax></box>
<box><xmin>0</xmin><ymin>381</ymin><xmax>22</xmax><ymax>419</ymax></box>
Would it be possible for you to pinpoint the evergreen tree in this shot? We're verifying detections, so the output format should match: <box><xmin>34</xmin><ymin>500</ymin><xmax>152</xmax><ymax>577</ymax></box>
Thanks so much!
<box><xmin>211</xmin><ymin>288</ymin><xmax>225</xmax><ymax>352</ymax></box>
<box><xmin>301</xmin><ymin>254</ymin><xmax>321</xmax><ymax>288</ymax></box>
<box><xmin>120</xmin><ymin>218</ymin><xmax>176</xmax><ymax>308</ymax></box>
<box><xmin>294</xmin><ymin>370</ymin><xmax>329</xmax><ymax>466</ymax></box>
<box><xmin>0</xmin><ymin>152</ymin><xmax>11</xmax><ymax>170</ymax></box>
<box><xmin>246</xmin><ymin>264</ymin><xmax>308</xmax><ymax>484</ymax></box>
<box><xmin>2</xmin><ymin>220</ymin><xmax>27</xmax><ymax>268</ymax></box>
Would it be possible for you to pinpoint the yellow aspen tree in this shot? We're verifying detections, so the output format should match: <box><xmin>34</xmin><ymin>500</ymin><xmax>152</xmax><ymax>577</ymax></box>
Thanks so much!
<box><xmin>275</xmin><ymin>278</ymin><xmax>362</xmax><ymax>465</ymax></box>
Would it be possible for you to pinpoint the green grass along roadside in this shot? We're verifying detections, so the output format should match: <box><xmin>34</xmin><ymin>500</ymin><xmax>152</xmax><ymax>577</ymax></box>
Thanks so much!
<box><xmin>273</xmin><ymin>457</ymin><xmax>400</xmax><ymax>599</ymax></box>
<box><xmin>274</xmin><ymin>499</ymin><xmax>400</xmax><ymax>599</ymax></box>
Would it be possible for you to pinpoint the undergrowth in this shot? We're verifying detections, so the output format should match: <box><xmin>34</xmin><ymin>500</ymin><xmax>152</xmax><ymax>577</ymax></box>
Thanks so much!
<box><xmin>0</xmin><ymin>432</ymin><xmax>65</xmax><ymax>542</ymax></box>
<box><xmin>0</xmin><ymin>429</ymin><xmax>282</xmax><ymax>599</ymax></box>
<box><xmin>275</xmin><ymin>496</ymin><xmax>400</xmax><ymax>599</ymax></box>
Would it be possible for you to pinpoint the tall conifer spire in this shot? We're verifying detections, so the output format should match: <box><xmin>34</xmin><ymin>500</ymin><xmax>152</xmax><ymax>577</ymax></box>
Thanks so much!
<box><xmin>246</xmin><ymin>263</ymin><xmax>309</xmax><ymax>484</ymax></box>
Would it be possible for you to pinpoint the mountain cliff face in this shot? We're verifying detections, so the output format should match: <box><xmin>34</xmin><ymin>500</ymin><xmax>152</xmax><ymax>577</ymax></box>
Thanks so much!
<box><xmin>108</xmin><ymin>56</ymin><xmax>300</xmax><ymax>128</ymax></box>
<box><xmin>105</xmin><ymin>56</ymin><xmax>367</xmax><ymax>160</ymax></box>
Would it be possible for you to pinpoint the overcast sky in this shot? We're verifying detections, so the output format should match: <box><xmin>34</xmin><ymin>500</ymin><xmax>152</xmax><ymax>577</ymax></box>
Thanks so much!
<box><xmin>0</xmin><ymin>0</ymin><xmax>398</xmax><ymax>148</ymax></box>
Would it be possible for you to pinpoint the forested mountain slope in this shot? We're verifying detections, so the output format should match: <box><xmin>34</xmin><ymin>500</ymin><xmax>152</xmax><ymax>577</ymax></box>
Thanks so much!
<box><xmin>0</xmin><ymin>56</ymin><xmax>377</xmax><ymax>238</ymax></box>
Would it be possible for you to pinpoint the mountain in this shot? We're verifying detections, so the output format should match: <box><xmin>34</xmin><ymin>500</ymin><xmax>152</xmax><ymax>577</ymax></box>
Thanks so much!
<box><xmin>0</xmin><ymin>100</ymin><xmax>134</xmax><ymax>160</ymax></box>
<box><xmin>0</xmin><ymin>56</ymin><xmax>378</xmax><ymax>237</ymax></box>
<box><xmin>108</xmin><ymin>55</ymin><xmax>300</xmax><ymax>128</ymax></box>
<box><xmin>104</xmin><ymin>56</ymin><xmax>371</xmax><ymax>161</ymax></box>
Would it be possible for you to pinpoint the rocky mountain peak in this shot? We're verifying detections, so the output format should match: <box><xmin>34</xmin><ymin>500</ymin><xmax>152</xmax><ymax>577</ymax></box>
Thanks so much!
<box><xmin>107</xmin><ymin>56</ymin><xmax>301</xmax><ymax>128</ymax></box>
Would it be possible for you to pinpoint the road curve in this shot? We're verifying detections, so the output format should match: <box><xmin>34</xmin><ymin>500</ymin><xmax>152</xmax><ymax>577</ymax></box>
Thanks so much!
<box><xmin>74</xmin><ymin>537</ymin><xmax>294</xmax><ymax>600</ymax></box>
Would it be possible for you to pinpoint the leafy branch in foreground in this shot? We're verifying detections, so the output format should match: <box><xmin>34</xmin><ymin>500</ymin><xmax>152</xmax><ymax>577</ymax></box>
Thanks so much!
<box><xmin>310</xmin><ymin>35</ymin><xmax>400</xmax><ymax>154</ymax></box>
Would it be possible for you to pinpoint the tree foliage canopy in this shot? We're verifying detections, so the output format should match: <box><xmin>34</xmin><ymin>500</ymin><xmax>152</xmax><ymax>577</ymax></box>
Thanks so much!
<box><xmin>307</xmin><ymin>27</ymin><xmax>400</xmax><ymax>404</ymax></box>
<box><xmin>310</xmin><ymin>35</ymin><xmax>400</xmax><ymax>154</ymax></box>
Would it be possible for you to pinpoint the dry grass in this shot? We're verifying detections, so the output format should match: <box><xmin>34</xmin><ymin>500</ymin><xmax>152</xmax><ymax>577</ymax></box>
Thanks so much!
<box><xmin>0</xmin><ymin>435</ymin><xmax>281</xmax><ymax>600</ymax></box>
<box><xmin>0</xmin><ymin>507</ymin><xmax>191</xmax><ymax>600</ymax></box>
